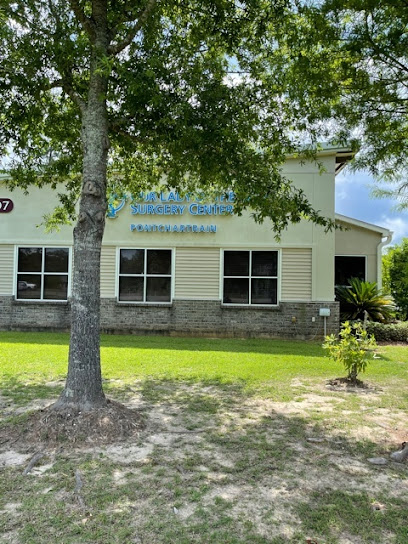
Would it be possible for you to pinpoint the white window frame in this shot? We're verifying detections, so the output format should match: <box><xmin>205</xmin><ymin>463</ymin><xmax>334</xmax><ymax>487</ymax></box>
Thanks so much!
<box><xmin>14</xmin><ymin>245</ymin><xmax>71</xmax><ymax>302</ymax></box>
<box><xmin>222</xmin><ymin>249</ymin><xmax>280</xmax><ymax>306</ymax></box>
<box><xmin>116</xmin><ymin>247</ymin><xmax>173</xmax><ymax>304</ymax></box>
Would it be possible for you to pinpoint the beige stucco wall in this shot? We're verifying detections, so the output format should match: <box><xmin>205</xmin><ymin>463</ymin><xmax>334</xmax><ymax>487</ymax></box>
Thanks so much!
<box><xmin>335</xmin><ymin>221</ymin><xmax>383</xmax><ymax>283</ymax></box>
<box><xmin>0</xmin><ymin>154</ymin><xmax>337</xmax><ymax>301</ymax></box>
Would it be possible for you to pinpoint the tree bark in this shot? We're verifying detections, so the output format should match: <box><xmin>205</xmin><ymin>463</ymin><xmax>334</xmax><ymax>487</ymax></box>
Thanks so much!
<box><xmin>54</xmin><ymin>0</ymin><xmax>110</xmax><ymax>412</ymax></box>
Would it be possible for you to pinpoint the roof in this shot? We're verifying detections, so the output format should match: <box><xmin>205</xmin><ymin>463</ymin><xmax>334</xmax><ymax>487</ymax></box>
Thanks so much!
<box><xmin>291</xmin><ymin>143</ymin><xmax>354</xmax><ymax>174</ymax></box>
<box><xmin>335</xmin><ymin>213</ymin><xmax>392</xmax><ymax>236</ymax></box>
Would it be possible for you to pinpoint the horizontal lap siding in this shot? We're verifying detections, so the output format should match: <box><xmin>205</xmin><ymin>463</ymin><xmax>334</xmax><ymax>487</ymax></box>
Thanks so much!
<box><xmin>0</xmin><ymin>245</ymin><xmax>14</xmax><ymax>295</ymax></box>
<box><xmin>175</xmin><ymin>248</ymin><xmax>220</xmax><ymax>300</ymax></box>
<box><xmin>281</xmin><ymin>248</ymin><xmax>312</xmax><ymax>301</ymax></box>
<box><xmin>100</xmin><ymin>246</ymin><xmax>116</xmax><ymax>298</ymax></box>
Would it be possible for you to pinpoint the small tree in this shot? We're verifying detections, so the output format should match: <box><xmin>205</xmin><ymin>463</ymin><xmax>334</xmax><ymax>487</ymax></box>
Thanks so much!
<box><xmin>323</xmin><ymin>321</ymin><xmax>377</xmax><ymax>383</ymax></box>
<box><xmin>335</xmin><ymin>278</ymin><xmax>394</xmax><ymax>323</ymax></box>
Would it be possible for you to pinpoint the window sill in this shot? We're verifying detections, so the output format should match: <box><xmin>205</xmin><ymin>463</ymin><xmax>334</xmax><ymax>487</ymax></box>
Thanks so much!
<box><xmin>13</xmin><ymin>298</ymin><xmax>69</xmax><ymax>305</ymax></box>
<box><xmin>221</xmin><ymin>303</ymin><xmax>281</xmax><ymax>311</ymax></box>
<box><xmin>115</xmin><ymin>301</ymin><xmax>173</xmax><ymax>308</ymax></box>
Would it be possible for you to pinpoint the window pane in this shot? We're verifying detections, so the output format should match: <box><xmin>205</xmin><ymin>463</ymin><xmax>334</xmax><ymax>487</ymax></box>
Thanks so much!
<box><xmin>251</xmin><ymin>278</ymin><xmax>277</xmax><ymax>305</ymax></box>
<box><xmin>120</xmin><ymin>249</ymin><xmax>144</xmax><ymax>274</ymax></box>
<box><xmin>224</xmin><ymin>251</ymin><xmax>249</xmax><ymax>276</ymax></box>
<box><xmin>45</xmin><ymin>248</ymin><xmax>69</xmax><ymax>273</ymax></box>
<box><xmin>223</xmin><ymin>278</ymin><xmax>249</xmax><ymax>304</ymax></box>
<box><xmin>252</xmin><ymin>251</ymin><xmax>277</xmax><ymax>277</ymax></box>
<box><xmin>44</xmin><ymin>275</ymin><xmax>68</xmax><ymax>300</ymax></box>
<box><xmin>147</xmin><ymin>250</ymin><xmax>171</xmax><ymax>275</ymax></box>
<box><xmin>119</xmin><ymin>276</ymin><xmax>144</xmax><ymax>301</ymax></box>
<box><xmin>335</xmin><ymin>256</ymin><xmax>366</xmax><ymax>286</ymax></box>
<box><xmin>17</xmin><ymin>274</ymin><xmax>41</xmax><ymax>299</ymax></box>
<box><xmin>146</xmin><ymin>277</ymin><xmax>171</xmax><ymax>302</ymax></box>
<box><xmin>18</xmin><ymin>248</ymin><xmax>42</xmax><ymax>272</ymax></box>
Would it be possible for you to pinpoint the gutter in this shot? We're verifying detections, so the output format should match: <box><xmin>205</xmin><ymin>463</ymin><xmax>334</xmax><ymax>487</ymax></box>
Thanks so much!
<box><xmin>377</xmin><ymin>232</ymin><xmax>393</xmax><ymax>290</ymax></box>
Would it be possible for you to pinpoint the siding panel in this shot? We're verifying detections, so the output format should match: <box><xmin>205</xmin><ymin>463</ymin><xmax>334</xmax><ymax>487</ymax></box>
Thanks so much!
<box><xmin>101</xmin><ymin>246</ymin><xmax>116</xmax><ymax>298</ymax></box>
<box><xmin>281</xmin><ymin>248</ymin><xmax>312</xmax><ymax>301</ymax></box>
<box><xmin>0</xmin><ymin>245</ymin><xmax>14</xmax><ymax>295</ymax></box>
<box><xmin>175</xmin><ymin>248</ymin><xmax>220</xmax><ymax>299</ymax></box>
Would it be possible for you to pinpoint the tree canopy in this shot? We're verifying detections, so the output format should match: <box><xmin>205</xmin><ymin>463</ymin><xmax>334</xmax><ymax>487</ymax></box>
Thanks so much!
<box><xmin>0</xmin><ymin>0</ymin><xmax>337</xmax><ymax>232</ymax></box>
<box><xmin>280</xmin><ymin>0</ymin><xmax>408</xmax><ymax>207</ymax></box>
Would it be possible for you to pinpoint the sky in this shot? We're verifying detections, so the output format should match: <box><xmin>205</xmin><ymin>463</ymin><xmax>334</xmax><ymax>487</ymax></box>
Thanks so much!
<box><xmin>335</xmin><ymin>169</ymin><xmax>408</xmax><ymax>247</ymax></box>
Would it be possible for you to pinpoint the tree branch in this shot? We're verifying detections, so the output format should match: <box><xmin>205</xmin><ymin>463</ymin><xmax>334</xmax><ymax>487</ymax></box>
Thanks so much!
<box><xmin>63</xmin><ymin>81</ymin><xmax>87</xmax><ymax>114</ymax></box>
<box><xmin>46</xmin><ymin>77</ymin><xmax>86</xmax><ymax>114</ymax></box>
<box><xmin>363</xmin><ymin>13</ymin><xmax>408</xmax><ymax>76</ymax></box>
<box><xmin>69</xmin><ymin>0</ymin><xmax>96</xmax><ymax>39</ymax></box>
<box><xmin>108</xmin><ymin>0</ymin><xmax>156</xmax><ymax>55</ymax></box>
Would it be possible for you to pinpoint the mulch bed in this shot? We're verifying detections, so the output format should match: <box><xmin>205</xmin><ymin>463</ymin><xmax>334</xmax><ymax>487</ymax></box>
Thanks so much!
<box><xmin>0</xmin><ymin>399</ymin><xmax>145</xmax><ymax>448</ymax></box>
<box><xmin>325</xmin><ymin>377</ymin><xmax>379</xmax><ymax>393</ymax></box>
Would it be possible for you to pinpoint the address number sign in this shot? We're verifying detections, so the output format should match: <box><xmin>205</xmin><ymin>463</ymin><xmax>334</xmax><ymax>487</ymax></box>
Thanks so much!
<box><xmin>0</xmin><ymin>199</ymin><xmax>14</xmax><ymax>213</ymax></box>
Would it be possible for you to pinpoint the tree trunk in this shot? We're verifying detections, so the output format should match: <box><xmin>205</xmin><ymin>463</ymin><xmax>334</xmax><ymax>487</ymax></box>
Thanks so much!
<box><xmin>54</xmin><ymin>1</ymin><xmax>110</xmax><ymax>412</ymax></box>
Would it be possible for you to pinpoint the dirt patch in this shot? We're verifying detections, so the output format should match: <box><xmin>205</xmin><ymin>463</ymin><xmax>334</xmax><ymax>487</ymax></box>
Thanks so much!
<box><xmin>100</xmin><ymin>443</ymin><xmax>154</xmax><ymax>464</ymax></box>
<box><xmin>0</xmin><ymin>450</ymin><xmax>31</xmax><ymax>467</ymax></box>
<box><xmin>0</xmin><ymin>399</ymin><xmax>145</xmax><ymax>448</ymax></box>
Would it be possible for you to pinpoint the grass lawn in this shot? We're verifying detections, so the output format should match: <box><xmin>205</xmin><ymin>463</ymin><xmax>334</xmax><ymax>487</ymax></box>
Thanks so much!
<box><xmin>0</xmin><ymin>332</ymin><xmax>407</xmax><ymax>544</ymax></box>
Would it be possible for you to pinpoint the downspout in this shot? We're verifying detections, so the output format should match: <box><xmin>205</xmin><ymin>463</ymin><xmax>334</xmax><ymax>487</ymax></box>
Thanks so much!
<box><xmin>377</xmin><ymin>232</ymin><xmax>393</xmax><ymax>290</ymax></box>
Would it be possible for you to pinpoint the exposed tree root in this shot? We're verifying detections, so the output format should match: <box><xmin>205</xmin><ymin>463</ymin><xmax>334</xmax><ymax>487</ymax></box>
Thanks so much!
<box><xmin>390</xmin><ymin>442</ymin><xmax>408</xmax><ymax>463</ymax></box>
<box><xmin>74</xmin><ymin>469</ymin><xmax>86</xmax><ymax>512</ymax></box>
<box><xmin>23</xmin><ymin>451</ymin><xmax>45</xmax><ymax>475</ymax></box>
<box><xmin>1</xmin><ymin>399</ymin><xmax>145</xmax><ymax>448</ymax></box>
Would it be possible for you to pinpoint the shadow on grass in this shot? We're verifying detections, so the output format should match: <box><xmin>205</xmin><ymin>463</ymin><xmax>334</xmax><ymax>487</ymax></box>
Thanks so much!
<box><xmin>296</xmin><ymin>490</ymin><xmax>408</xmax><ymax>544</ymax></box>
<box><xmin>1</xmin><ymin>376</ymin><xmax>407</xmax><ymax>544</ymax></box>
<box><xmin>0</xmin><ymin>374</ymin><xmax>62</xmax><ymax>406</ymax></box>
<box><xmin>0</xmin><ymin>330</ymin><xmax>327</xmax><ymax>357</ymax></box>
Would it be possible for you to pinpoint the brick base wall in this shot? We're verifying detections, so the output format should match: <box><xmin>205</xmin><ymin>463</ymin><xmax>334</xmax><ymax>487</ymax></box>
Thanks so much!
<box><xmin>0</xmin><ymin>296</ymin><xmax>339</xmax><ymax>339</ymax></box>
<box><xmin>0</xmin><ymin>297</ymin><xmax>71</xmax><ymax>332</ymax></box>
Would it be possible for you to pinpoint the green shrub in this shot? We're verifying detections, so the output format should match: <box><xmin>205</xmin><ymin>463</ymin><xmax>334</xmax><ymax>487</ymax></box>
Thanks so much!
<box><xmin>366</xmin><ymin>321</ymin><xmax>408</xmax><ymax>343</ymax></box>
<box><xmin>383</xmin><ymin>239</ymin><xmax>408</xmax><ymax>320</ymax></box>
<box><xmin>336</xmin><ymin>278</ymin><xmax>394</xmax><ymax>323</ymax></box>
<box><xmin>323</xmin><ymin>321</ymin><xmax>377</xmax><ymax>382</ymax></box>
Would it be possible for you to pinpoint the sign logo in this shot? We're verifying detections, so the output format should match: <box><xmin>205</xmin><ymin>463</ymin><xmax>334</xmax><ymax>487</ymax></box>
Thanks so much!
<box><xmin>0</xmin><ymin>198</ymin><xmax>13</xmax><ymax>213</ymax></box>
<box><xmin>107</xmin><ymin>195</ymin><xmax>126</xmax><ymax>219</ymax></box>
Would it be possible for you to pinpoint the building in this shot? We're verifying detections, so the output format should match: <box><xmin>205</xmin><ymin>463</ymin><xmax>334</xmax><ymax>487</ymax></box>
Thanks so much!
<box><xmin>0</xmin><ymin>146</ymin><xmax>392</xmax><ymax>338</ymax></box>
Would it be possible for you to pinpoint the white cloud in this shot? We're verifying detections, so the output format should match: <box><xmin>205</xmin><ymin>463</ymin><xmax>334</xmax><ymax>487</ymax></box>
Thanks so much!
<box><xmin>335</xmin><ymin>171</ymin><xmax>372</xmax><ymax>201</ymax></box>
<box><xmin>380</xmin><ymin>215</ymin><xmax>408</xmax><ymax>245</ymax></box>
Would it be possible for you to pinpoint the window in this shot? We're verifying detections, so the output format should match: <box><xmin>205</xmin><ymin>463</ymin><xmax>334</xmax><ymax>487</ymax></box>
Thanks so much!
<box><xmin>335</xmin><ymin>256</ymin><xmax>366</xmax><ymax>286</ymax></box>
<box><xmin>223</xmin><ymin>250</ymin><xmax>278</xmax><ymax>305</ymax></box>
<box><xmin>118</xmin><ymin>249</ymin><xmax>172</xmax><ymax>303</ymax></box>
<box><xmin>16</xmin><ymin>247</ymin><xmax>69</xmax><ymax>301</ymax></box>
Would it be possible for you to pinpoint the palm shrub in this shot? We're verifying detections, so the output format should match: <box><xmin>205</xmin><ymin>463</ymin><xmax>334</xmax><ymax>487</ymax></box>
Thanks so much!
<box><xmin>323</xmin><ymin>321</ymin><xmax>377</xmax><ymax>382</ymax></box>
<box><xmin>335</xmin><ymin>277</ymin><xmax>394</xmax><ymax>322</ymax></box>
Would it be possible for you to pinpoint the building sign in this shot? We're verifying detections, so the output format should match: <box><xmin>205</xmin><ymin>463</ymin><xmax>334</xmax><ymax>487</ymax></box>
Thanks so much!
<box><xmin>0</xmin><ymin>198</ymin><xmax>13</xmax><ymax>213</ymax></box>
<box><xmin>108</xmin><ymin>191</ymin><xmax>234</xmax><ymax>233</ymax></box>
<box><xmin>130</xmin><ymin>223</ymin><xmax>217</xmax><ymax>233</ymax></box>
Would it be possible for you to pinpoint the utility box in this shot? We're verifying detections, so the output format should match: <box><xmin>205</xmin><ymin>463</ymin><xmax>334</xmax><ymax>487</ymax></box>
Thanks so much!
<box><xmin>319</xmin><ymin>308</ymin><xmax>331</xmax><ymax>317</ymax></box>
